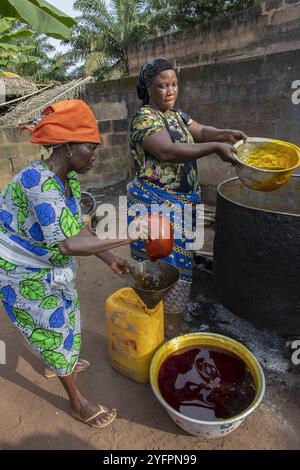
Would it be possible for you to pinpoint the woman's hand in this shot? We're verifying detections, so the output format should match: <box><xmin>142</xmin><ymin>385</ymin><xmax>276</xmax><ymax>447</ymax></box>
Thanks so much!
<box><xmin>189</xmin><ymin>123</ymin><xmax>247</xmax><ymax>145</ymax></box>
<box><xmin>109</xmin><ymin>256</ymin><xmax>130</xmax><ymax>277</ymax></box>
<box><xmin>96</xmin><ymin>251</ymin><xmax>130</xmax><ymax>277</ymax></box>
<box><xmin>220</xmin><ymin>129</ymin><xmax>248</xmax><ymax>144</ymax></box>
<box><xmin>215</xmin><ymin>143</ymin><xmax>237</xmax><ymax>164</ymax></box>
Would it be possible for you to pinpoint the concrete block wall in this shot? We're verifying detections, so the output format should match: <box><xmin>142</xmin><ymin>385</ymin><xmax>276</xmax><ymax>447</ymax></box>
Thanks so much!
<box><xmin>0</xmin><ymin>127</ymin><xmax>41</xmax><ymax>190</ymax></box>
<box><xmin>79</xmin><ymin>118</ymin><xmax>131</xmax><ymax>190</ymax></box>
<box><xmin>84</xmin><ymin>49</ymin><xmax>300</xmax><ymax>204</ymax></box>
<box><xmin>179</xmin><ymin>48</ymin><xmax>300</xmax><ymax>203</ymax></box>
<box><xmin>128</xmin><ymin>0</ymin><xmax>300</xmax><ymax>75</ymax></box>
<box><xmin>0</xmin><ymin>118</ymin><xmax>131</xmax><ymax>192</ymax></box>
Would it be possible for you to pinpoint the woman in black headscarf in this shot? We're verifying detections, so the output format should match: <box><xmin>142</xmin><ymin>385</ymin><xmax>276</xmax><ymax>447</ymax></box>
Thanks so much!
<box><xmin>127</xmin><ymin>58</ymin><xmax>247</xmax><ymax>320</ymax></box>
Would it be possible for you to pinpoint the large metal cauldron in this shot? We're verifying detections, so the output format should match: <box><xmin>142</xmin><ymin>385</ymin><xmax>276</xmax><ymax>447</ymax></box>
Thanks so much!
<box><xmin>213</xmin><ymin>175</ymin><xmax>300</xmax><ymax>334</ymax></box>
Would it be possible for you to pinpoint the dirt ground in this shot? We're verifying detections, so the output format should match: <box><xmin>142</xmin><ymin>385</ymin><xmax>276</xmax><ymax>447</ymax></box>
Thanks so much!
<box><xmin>0</xmin><ymin>239</ymin><xmax>300</xmax><ymax>450</ymax></box>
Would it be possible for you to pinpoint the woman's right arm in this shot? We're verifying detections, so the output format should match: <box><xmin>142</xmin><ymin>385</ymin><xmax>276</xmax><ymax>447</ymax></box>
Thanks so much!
<box><xmin>58</xmin><ymin>217</ymin><xmax>149</xmax><ymax>257</ymax></box>
<box><xmin>58</xmin><ymin>234</ymin><xmax>130</xmax><ymax>257</ymax></box>
<box><xmin>142</xmin><ymin>128</ymin><xmax>236</xmax><ymax>164</ymax></box>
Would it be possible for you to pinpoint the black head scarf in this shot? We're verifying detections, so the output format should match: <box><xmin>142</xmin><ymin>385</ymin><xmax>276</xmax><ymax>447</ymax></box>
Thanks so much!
<box><xmin>137</xmin><ymin>58</ymin><xmax>176</xmax><ymax>105</ymax></box>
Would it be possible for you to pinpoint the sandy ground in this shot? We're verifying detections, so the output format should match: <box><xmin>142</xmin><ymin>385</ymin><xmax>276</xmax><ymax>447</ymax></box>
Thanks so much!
<box><xmin>0</xmin><ymin>239</ymin><xmax>300</xmax><ymax>450</ymax></box>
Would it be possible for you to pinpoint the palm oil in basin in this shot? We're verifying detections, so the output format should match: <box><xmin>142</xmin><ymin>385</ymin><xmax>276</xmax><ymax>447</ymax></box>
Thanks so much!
<box><xmin>150</xmin><ymin>333</ymin><xmax>265</xmax><ymax>438</ymax></box>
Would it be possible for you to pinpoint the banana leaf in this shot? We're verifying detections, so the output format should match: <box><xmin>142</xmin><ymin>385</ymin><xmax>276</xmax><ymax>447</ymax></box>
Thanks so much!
<box><xmin>0</xmin><ymin>0</ymin><xmax>76</xmax><ymax>39</ymax></box>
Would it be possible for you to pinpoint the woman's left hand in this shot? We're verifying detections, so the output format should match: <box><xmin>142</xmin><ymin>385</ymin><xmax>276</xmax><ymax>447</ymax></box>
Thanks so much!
<box><xmin>222</xmin><ymin>129</ymin><xmax>248</xmax><ymax>144</ymax></box>
<box><xmin>108</xmin><ymin>256</ymin><xmax>130</xmax><ymax>277</ymax></box>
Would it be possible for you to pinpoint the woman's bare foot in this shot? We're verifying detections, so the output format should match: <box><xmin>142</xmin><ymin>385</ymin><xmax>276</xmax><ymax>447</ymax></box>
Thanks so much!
<box><xmin>71</xmin><ymin>399</ymin><xmax>117</xmax><ymax>428</ymax></box>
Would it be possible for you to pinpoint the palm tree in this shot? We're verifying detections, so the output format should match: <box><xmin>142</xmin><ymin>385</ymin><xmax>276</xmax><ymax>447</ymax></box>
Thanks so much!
<box><xmin>61</xmin><ymin>0</ymin><xmax>260</xmax><ymax>81</ymax></box>
<box><xmin>1</xmin><ymin>21</ymin><xmax>72</xmax><ymax>83</ymax></box>
<box><xmin>13</xmin><ymin>31</ymin><xmax>54</xmax><ymax>78</ymax></box>
<box><xmin>147</xmin><ymin>0</ymin><xmax>257</xmax><ymax>31</ymax></box>
<box><xmin>68</xmin><ymin>0</ymin><xmax>153</xmax><ymax>80</ymax></box>
<box><xmin>146</xmin><ymin>0</ymin><xmax>178</xmax><ymax>34</ymax></box>
<box><xmin>16</xmin><ymin>33</ymin><xmax>73</xmax><ymax>83</ymax></box>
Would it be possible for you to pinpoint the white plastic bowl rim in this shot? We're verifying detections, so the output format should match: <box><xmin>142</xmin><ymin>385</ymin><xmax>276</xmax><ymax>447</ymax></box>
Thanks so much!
<box><xmin>150</xmin><ymin>332</ymin><xmax>266</xmax><ymax>428</ymax></box>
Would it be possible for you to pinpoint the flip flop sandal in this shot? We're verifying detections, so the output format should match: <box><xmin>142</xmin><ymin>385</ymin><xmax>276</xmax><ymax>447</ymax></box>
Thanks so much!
<box><xmin>44</xmin><ymin>359</ymin><xmax>91</xmax><ymax>378</ymax></box>
<box><xmin>72</xmin><ymin>405</ymin><xmax>117</xmax><ymax>428</ymax></box>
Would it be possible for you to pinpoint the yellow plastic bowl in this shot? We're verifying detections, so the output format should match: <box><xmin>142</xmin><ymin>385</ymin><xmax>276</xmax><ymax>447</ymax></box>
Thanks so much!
<box><xmin>233</xmin><ymin>138</ymin><xmax>300</xmax><ymax>192</ymax></box>
<box><xmin>150</xmin><ymin>333</ymin><xmax>265</xmax><ymax>438</ymax></box>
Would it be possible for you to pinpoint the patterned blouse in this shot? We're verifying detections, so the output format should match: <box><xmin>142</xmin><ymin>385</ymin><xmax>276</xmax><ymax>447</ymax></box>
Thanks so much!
<box><xmin>129</xmin><ymin>105</ymin><xmax>198</xmax><ymax>193</ymax></box>
<box><xmin>0</xmin><ymin>161</ymin><xmax>85</xmax><ymax>269</ymax></box>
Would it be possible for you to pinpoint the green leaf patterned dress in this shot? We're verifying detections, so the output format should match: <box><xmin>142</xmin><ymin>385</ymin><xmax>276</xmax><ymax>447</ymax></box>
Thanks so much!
<box><xmin>0</xmin><ymin>162</ymin><xmax>85</xmax><ymax>376</ymax></box>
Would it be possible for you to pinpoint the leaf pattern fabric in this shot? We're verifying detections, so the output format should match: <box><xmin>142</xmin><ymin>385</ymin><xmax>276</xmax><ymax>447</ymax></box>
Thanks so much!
<box><xmin>60</xmin><ymin>208</ymin><xmax>81</xmax><ymax>238</ymax></box>
<box><xmin>0</xmin><ymin>262</ymin><xmax>81</xmax><ymax>376</ymax></box>
<box><xmin>42</xmin><ymin>177</ymin><xmax>64</xmax><ymax>194</ymax></box>
<box><xmin>129</xmin><ymin>106</ymin><xmax>198</xmax><ymax>193</ymax></box>
<box><xmin>0</xmin><ymin>161</ymin><xmax>83</xmax><ymax>376</ymax></box>
<box><xmin>0</xmin><ymin>161</ymin><xmax>83</xmax><ymax>265</ymax></box>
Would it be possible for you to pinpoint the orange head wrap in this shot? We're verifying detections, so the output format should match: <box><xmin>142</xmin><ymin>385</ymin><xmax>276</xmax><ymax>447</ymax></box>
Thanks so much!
<box><xmin>21</xmin><ymin>99</ymin><xmax>100</xmax><ymax>145</ymax></box>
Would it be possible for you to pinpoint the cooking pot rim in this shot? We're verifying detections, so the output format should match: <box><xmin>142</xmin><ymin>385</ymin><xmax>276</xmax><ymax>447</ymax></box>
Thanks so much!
<box><xmin>217</xmin><ymin>176</ymin><xmax>300</xmax><ymax>217</ymax></box>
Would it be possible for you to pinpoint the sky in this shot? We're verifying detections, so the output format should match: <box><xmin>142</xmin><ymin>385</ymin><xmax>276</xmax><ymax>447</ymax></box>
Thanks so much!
<box><xmin>49</xmin><ymin>0</ymin><xmax>77</xmax><ymax>17</ymax></box>
<box><xmin>47</xmin><ymin>0</ymin><xmax>77</xmax><ymax>54</ymax></box>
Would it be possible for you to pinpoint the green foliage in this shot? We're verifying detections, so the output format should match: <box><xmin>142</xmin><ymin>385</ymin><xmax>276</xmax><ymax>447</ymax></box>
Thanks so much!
<box><xmin>0</xmin><ymin>0</ymin><xmax>258</xmax><ymax>81</ymax></box>
<box><xmin>0</xmin><ymin>20</ymin><xmax>72</xmax><ymax>80</ymax></box>
<box><xmin>0</xmin><ymin>0</ymin><xmax>75</xmax><ymax>75</ymax></box>
<box><xmin>65</xmin><ymin>0</ymin><xmax>153</xmax><ymax>80</ymax></box>
<box><xmin>147</xmin><ymin>0</ymin><xmax>257</xmax><ymax>32</ymax></box>
<box><xmin>62</xmin><ymin>0</ymin><xmax>257</xmax><ymax>81</ymax></box>
<box><xmin>0</xmin><ymin>0</ymin><xmax>76</xmax><ymax>40</ymax></box>
<box><xmin>0</xmin><ymin>18</ymin><xmax>37</xmax><ymax>74</ymax></box>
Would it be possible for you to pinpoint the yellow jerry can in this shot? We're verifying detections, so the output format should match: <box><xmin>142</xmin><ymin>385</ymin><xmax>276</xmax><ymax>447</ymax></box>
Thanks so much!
<box><xmin>105</xmin><ymin>287</ymin><xmax>164</xmax><ymax>383</ymax></box>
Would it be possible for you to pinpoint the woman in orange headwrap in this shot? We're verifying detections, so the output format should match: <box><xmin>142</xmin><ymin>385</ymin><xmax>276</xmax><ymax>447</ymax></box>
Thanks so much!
<box><xmin>0</xmin><ymin>100</ymin><xmax>144</xmax><ymax>428</ymax></box>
